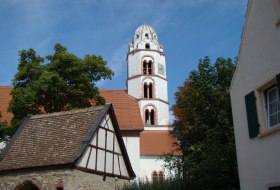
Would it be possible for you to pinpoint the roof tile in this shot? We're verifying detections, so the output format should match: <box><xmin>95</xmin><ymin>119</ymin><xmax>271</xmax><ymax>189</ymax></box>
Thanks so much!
<box><xmin>100</xmin><ymin>90</ymin><xmax>144</xmax><ymax>130</ymax></box>
<box><xmin>0</xmin><ymin>106</ymin><xmax>105</xmax><ymax>172</ymax></box>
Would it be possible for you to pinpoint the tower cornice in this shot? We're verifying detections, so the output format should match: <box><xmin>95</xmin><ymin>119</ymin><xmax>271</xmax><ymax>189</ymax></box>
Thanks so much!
<box><xmin>126</xmin><ymin>74</ymin><xmax>167</xmax><ymax>84</ymax></box>
<box><xmin>127</xmin><ymin>49</ymin><xmax>165</xmax><ymax>60</ymax></box>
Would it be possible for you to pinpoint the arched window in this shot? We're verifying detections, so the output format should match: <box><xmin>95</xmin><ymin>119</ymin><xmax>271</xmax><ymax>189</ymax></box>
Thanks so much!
<box><xmin>152</xmin><ymin>171</ymin><xmax>158</xmax><ymax>182</ymax></box>
<box><xmin>158</xmin><ymin>171</ymin><xmax>164</xmax><ymax>182</ymax></box>
<box><xmin>145</xmin><ymin>109</ymin><xmax>150</xmax><ymax>125</ymax></box>
<box><xmin>151</xmin><ymin>171</ymin><xmax>164</xmax><ymax>182</ymax></box>
<box><xmin>150</xmin><ymin>109</ymin><xmax>155</xmax><ymax>125</ymax></box>
<box><xmin>148</xmin><ymin>83</ymin><xmax>153</xmax><ymax>98</ymax></box>
<box><xmin>144</xmin><ymin>107</ymin><xmax>156</xmax><ymax>126</ymax></box>
<box><xmin>145</xmin><ymin>43</ymin><xmax>150</xmax><ymax>49</ymax></box>
<box><xmin>143</xmin><ymin>60</ymin><xmax>147</xmax><ymax>74</ymax></box>
<box><xmin>142</xmin><ymin>60</ymin><xmax>153</xmax><ymax>75</ymax></box>
<box><xmin>148</xmin><ymin>61</ymin><xmax>152</xmax><ymax>74</ymax></box>
<box><xmin>145</xmin><ymin>33</ymin><xmax>149</xmax><ymax>38</ymax></box>
<box><xmin>144</xmin><ymin>83</ymin><xmax>148</xmax><ymax>98</ymax></box>
<box><xmin>143</xmin><ymin>82</ymin><xmax>153</xmax><ymax>99</ymax></box>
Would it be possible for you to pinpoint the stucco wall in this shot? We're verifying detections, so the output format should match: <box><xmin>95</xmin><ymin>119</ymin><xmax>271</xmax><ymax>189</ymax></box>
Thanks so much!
<box><xmin>230</xmin><ymin>0</ymin><xmax>280</xmax><ymax>189</ymax></box>
<box><xmin>139</xmin><ymin>156</ymin><xmax>165</xmax><ymax>180</ymax></box>
<box><xmin>123</xmin><ymin>136</ymin><xmax>140</xmax><ymax>177</ymax></box>
<box><xmin>0</xmin><ymin>169</ymin><xmax>128</xmax><ymax>190</ymax></box>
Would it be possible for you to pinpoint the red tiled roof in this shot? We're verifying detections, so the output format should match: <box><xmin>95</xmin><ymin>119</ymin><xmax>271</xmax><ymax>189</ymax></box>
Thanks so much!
<box><xmin>0</xmin><ymin>88</ymin><xmax>144</xmax><ymax>130</ymax></box>
<box><xmin>0</xmin><ymin>86</ymin><xmax>13</xmax><ymax>123</ymax></box>
<box><xmin>140</xmin><ymin>130</ymin><xmax>182</xmax><ymax>156</ymax></box>
<box><xmin>100</xmin><ymin>90</ymin><xmax>144</xmax><ymax>130</ymax></box>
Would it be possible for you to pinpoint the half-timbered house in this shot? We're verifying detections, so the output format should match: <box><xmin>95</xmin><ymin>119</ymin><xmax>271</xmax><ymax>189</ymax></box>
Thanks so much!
<box><xmin>0</xmin><ymin>104</ymin><xmax>135</xmax><ymax>190</ymax></box>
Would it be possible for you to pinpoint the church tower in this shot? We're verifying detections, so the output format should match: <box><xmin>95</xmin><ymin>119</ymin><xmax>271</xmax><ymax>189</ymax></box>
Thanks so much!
<box><xmin>127</xmin><ymin>23</ymin><xmax>169</xmax><ymax>126</ymax></box>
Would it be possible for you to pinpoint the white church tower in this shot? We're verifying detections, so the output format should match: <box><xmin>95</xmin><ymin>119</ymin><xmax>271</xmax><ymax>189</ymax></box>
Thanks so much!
<box><xmin>127</xmin><ymin>23</ymin><xmax>170</xmax><ymax>126</ymax></box>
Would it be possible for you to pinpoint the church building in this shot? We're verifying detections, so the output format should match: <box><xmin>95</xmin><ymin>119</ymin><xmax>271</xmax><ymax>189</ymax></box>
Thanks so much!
<box><xmin>101</xmin><ymin>23</ymin><xmax>180</xmax><ymax>180</ymax></box>
<box><xmin>0</xmin><ymin>23</ymin><xmax>180</xmax><ymax>184</ymax></box>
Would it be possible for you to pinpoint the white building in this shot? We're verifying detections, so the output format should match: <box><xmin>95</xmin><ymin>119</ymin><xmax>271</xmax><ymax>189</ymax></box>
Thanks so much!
<box><xmin>230</xmin><ymin>0</ymin><xmax>280</xmax><ymax>189</ymax></box>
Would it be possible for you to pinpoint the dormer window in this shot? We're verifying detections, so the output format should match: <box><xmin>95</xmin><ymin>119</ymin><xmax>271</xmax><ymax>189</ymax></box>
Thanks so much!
<box><xmin>145</xmin><ymin>43</ymin><xmax>150</xmax><ymax>49</ymax></box>
<box><xmin>145</xmin><ymin>33</ymin><xmax>149</xmax><ymax>38</ymax></box>
<box><xmin>136</xmin><ymin>34</ymin><xmax>139</xmax><ymax>39</ymax></box>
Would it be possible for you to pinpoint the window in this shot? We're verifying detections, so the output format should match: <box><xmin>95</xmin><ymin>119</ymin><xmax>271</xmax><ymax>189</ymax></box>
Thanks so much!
<box><xmin>150</xmin><ymin>109</ymin><xmax>155</xmax><ymax>125</ymax></box>
<box><xmin>145</xmin><ymin>109</ymin><xmax>150</xmax><ymax>125</ymax></box>
<box><xmin>158</xmin><ymin>171</ymin><xmax>164</xmax><ymax>182</ymax></box>
<box><xmin>266</xmin><ymin>86</ymin><xmax>280</xmax><ymax>127</ymax></box>
<box><xmin>148</xmin><ymin>61</ymin><xmax>152</xmax><ymax>74</ymax></box>
<box><xmin>152</xmin><ymin>171</ymin><xmax>158</xmax><ymax>182</ymax></box>
<box><xmin>151</xmin><ymin>171</ymin><xmax>164</xmax><ymax>182</ymax></box>
<box><xmin>145</xmin><ymin>43</ymin><xmax>150</xmax><ymax>49</ymax></box>
<box><xmin>144</xmin><ymin>108</ymin><xmax>155</xmax><ymax>125</ymax></box>
<box><xmin>144</xmin><ymin>83</ymin><xmax>148</xmax><ymax>98</ymax></box>
<box><xmin>245</xmin><ymin>73</ymin><xmax>280</xmax><ymax>138</ymax></box>
<box><xmin>143</xmin><ymin>60</ymin><xmax>153</xmax><ymax>75</ymax></box>
<box><xmin>145</xmin><ymin>33</ymin><xmax>149</xmax><ymax>38</ymax></box>
<box><xmin>143</xmin><ymin>82</ymin><xmax>153</xmax><ymax>98</ymax></box>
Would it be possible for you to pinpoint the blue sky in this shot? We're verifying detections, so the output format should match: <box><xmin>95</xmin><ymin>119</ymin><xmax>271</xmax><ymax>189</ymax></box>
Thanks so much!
<box><xmin>0</xmin><ymin>0</ymin><xmax>247</xmax><ymax>109</ymax></box>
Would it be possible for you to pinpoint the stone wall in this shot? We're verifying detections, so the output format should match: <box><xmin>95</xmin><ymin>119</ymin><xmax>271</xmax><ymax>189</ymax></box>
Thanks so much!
<box><xmin>0</xmin><ymin>168</ymin><xmax>129</xmax><ymax>190</ymax></box>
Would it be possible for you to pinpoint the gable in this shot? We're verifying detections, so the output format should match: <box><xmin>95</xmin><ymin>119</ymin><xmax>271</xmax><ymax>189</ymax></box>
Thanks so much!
<box><xmin>76</xmin><ymin>111</ymin><xmax>133</xmax><ymax>179</ymax></box>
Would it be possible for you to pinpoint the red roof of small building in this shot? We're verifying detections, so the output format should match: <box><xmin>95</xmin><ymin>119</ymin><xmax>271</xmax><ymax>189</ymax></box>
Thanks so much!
<box><xmin>0</xmin><ymin>86</ymin><xmax>13</xmax><ymax>124</ymax></box>
<box><xmin>99</xmin><ymin>90</ymin><xmax>144</xmax><ymax>130</ymax></box>
<box><xmin>0</xmin><ymin>88</ymin><xmax>144</xmax><ymax>131</ymax></box>
<box><xmin>140</xmin><ymin>130</ymin><xmax>182</xmax><ymax>156</ymax></box>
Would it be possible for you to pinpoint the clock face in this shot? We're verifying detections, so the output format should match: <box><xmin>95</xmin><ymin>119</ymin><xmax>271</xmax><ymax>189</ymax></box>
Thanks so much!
<box><xmin>158</xmin><ymin>63</ymin><xmax>165</xmax><ymax>76</ymax></box>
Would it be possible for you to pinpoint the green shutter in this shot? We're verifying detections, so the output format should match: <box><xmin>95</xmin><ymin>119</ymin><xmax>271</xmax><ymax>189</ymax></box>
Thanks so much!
<box><xmin>276</xmin><ymin>73</ymin><xmax>280</xmax><ymax>99</ymax></box>
<box><xmin>245</xmin><ymin>91</ymin><xmax>260</xmax><ymax>138</ymax></box>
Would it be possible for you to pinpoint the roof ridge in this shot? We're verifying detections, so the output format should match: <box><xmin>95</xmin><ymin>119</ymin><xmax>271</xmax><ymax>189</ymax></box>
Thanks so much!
<box><xmin>30</xmin><ymin>105</ymin><xmax>106</xmax><ymax>119</ymax></box>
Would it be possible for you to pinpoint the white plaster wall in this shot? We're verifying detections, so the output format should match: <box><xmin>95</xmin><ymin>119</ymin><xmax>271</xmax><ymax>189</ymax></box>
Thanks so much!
<box><xmin>139</xmin><ymin>100</ymin><xmax>169</xmax><ymax>125</ymax></box>
<box><xmin>127</xmin><ymin>78</ymin><xmax>141</xmax><ymax>99</ymax></box>
<box><xmin>139</xmin><ymin>156</ymin><xmax>165</xmax><ymax>180</ymax></box>
<box><xmin>154</xmin><ymin>78</ymin><xmax>168</xmax><ymax>101</ymax></box>
<box><xmin>127</xmin><ymin>51</ymin><xmax>166</xmax><ymax>79</ymax></box>
<box><xmin>230</xmin><ymin>0</ymin><xmax>280</xmax><ymax>189</ymax></box>
<box><xmin>127</xmin><ymin>53</ymin><xmax>142</xmax><ymax>78</ymax></box>
<box><xmin>122</xmin><ymin>136</ymin><xmax>140</xmax><ymax>177</ymax></box>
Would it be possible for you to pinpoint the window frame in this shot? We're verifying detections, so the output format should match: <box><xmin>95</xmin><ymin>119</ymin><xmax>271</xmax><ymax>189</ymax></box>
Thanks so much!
<box><xmin>255</xmin><ymin>75</ymin><xmax>280</xmax><ymax>138</ymax></box>
<box><xmin>265</xmin><ymin>85</ymin><xmax>280</xmax><ymax>128</ymax></box>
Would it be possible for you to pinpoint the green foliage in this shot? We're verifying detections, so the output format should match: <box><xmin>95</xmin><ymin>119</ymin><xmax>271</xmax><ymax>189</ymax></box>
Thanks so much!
<box><xmin>122</xmin><ymin>177</ymin><xmax>186</xmax><ymax>190</ymax></box>
<box><xmin>170</xmin><ymin>56</ymin><xmax>239</xmax><ymax>189</ymax></box>
<box><xmin>9</xmin><ymin>43</ymin><xmax>114</xmax><ymax>129</ymax></box>
<box><xmin>0</xmin><ymin>113</ymin><xmax>14</xmax><ymax>150</ymax></box>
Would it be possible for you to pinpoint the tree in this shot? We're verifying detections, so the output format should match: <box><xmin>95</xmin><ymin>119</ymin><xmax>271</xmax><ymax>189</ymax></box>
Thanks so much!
<box><xmin>170</xmin><ymin>56</ymin><xmax>239</xmax><ymax>189</ymax></box>
<box><xmin>0</xmin><ymin>113</ymin><xmax>13</xmax><ymax>152</ymax></box>
<box><xmin>9</xmin><ymin>43</ymin><xmax>114</xmax><ymax>129</ymax></box>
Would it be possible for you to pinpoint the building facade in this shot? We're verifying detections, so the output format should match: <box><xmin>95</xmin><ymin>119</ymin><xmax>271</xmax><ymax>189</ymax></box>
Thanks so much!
<box><xmin>230</xmin><ymin>0</ymin><xmax>280</xmax><ymax>189</ymax></box>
